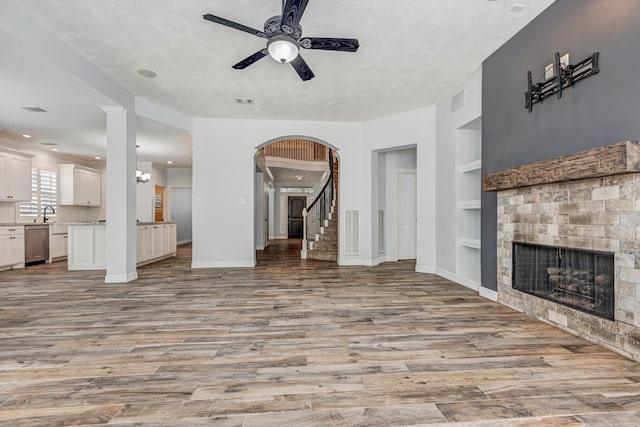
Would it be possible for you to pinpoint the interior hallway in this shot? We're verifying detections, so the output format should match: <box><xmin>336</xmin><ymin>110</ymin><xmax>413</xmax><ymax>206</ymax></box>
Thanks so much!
<box><xmin>1</xmin><ymin>240</ymin><xmax>640</xmax><ymax>425</ymax></box>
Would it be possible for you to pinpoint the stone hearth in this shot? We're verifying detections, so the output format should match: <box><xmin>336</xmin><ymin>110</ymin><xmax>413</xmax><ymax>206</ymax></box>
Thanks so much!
<box><xmin>484</xmin><ymin>141</ymin><xmax>640</xmax><ymax>361</ymax></box>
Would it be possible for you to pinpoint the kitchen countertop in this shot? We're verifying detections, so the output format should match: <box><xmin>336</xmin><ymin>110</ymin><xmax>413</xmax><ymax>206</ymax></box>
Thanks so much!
<box><xmin>1</xmin><ymin>221</ymin><xmax>176</xmax><ymax>226</ymax></box>
<box><xmin>66</xmin><ymin>221</ymin><xmax>176</xmax><ymax>226</ymax></box>
<box><xmin>0</xmin><ymin>223</ymin><xmax>51</xmax><ymax>226</ymax></box>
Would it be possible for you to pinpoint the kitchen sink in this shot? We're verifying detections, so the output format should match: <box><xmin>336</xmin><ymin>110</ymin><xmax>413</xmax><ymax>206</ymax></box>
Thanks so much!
<box><xmin>49</xmin><ymin>223</ymin><xmax>68</xmax><ymax>234</ymax></box>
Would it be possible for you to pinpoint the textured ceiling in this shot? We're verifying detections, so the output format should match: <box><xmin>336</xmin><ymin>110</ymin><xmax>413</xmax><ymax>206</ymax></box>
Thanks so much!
<box><xmin>14</xmin><ymin>0</ymin><xmax>556</xmax><ymax>122</ymax></box>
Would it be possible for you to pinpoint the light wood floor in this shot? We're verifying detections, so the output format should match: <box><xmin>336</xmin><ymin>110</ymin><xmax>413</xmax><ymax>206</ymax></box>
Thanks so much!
<box><xmin>2</xmin><ymin>240</ymin><xmax>640</xmax><ymax>426</ymax></box>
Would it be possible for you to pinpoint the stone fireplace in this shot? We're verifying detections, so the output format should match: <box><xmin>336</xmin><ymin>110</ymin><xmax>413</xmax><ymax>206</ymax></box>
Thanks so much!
<box><xmin>512</xmin><ymin>242</ymin><xmax>614</xmax><ymax>320</ymax></box>
<box><xmin>483</xmin><ymin>141</ymin><xmax>640</xmax><ymax>361</ymax></box>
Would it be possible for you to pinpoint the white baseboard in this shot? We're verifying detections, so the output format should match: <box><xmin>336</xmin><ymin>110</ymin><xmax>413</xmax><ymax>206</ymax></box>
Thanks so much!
<box><xmin>104</xmin><ymin>271</ymin><xmax>138</xmax><ymax>283</ymax></box>
<box><xmin>256</xmin><ymin>245</ymin><xmax>265</xmax><ymax>251</ymax></box>
<box><xmin>191</xmin><ymin>260</ymin><xmax>256</xmax><ymax>268</ymax></box>
<box><xmin>338</xmin><ymin>258</ymin><xmax>378</xmax><ymax>267</ymax></box>
<box><xmin>177</xmin><ymin>239</ymin><xmax>192</xmax><ymax>245</ymax></box>
<box><xmin>435</xmin><ymin>268</ymin><xmax>480</xmax><ymax>292</ymax></box>
<box><xmin>415</xmin><ymin>264</ymin><xmax>436</xmax><ymax>274</ymax></box>
<box><xmin>273</xmin><ymin>236</ymin><xmax>288</xmax><ymax>240</ymax></box>
<box><xmin>479</xmin><ymin>287</ymin><xmax>498</xmax><ymax>301</ymax></box>
<box><xmin>370</xmin><ymin>257</ymin><xmax>394</xmax><ymax>266</ymax></box>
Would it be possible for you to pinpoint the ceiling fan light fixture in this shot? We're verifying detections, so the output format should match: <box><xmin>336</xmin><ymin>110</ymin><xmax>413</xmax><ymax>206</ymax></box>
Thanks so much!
<box><xmin>267</xmin><ymin>35</ymin><xmax>299</xmax><ymax>64</ymax></box>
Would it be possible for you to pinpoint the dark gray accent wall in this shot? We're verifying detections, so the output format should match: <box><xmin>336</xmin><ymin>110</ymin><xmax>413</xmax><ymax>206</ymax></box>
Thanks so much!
<box><xmin>482</xmin><ymin>0</ymin><xmax>640</xmax><ymax>291</ymax></box>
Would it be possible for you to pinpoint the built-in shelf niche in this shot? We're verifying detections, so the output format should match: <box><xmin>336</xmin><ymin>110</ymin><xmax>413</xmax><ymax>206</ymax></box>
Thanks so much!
<box><xmin>460</xmin><ymin>159</ymin><xmax>482</xmax><ymax>173</ymax></box>
<box><xmin>456</xmin><ymin>116</ymin><xmax>482</xmax><ymax>286</ymax></box>
<box><xmin>460</xmin><ymin>238</ymin><xmax>481</xmax><ymax>249</ymax></box>
<box><xmin>459</xmin><ymin>199</ymin><xmax>481</xmax><ymax>209</ymax></box>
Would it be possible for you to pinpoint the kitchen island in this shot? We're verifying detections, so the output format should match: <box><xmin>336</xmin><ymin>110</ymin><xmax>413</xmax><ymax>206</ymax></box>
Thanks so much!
<box><xmin>67</xmin><ymin>222</ymin><xmax>176</xmax><ymax>270</ymax></box>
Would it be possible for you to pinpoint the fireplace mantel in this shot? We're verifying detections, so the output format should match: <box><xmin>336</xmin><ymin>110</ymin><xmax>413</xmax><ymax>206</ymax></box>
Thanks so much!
<box><xmin>483</xmin><ymin>141</ymin><xmax>640</xmax><ymax>191</ymax></box>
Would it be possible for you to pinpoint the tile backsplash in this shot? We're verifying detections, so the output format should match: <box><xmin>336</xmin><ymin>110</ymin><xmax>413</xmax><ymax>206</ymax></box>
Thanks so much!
<box><xmin>0</xmin><ymin>203</ymin><xmax>16</xmax><ymax>223</ymax></box>
<box><xmin>0</xmin><ymin>203</ymin><xmax>100</xmax><ymax>224</ymax></box>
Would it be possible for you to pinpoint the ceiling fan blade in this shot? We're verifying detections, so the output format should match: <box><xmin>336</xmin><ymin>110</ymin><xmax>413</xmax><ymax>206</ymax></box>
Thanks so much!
<box><xmin>203</xmin><ymin>14</ymin><xmax>267</xmax><ymax>38</ymax></box>
<box><xmin>232</xmin><ymin>50</ymin><xmax>268</xmax><ymax>70</ymax></box>
<box><xmin>281</xmin><ymin>0</ymin><xmax>309</xmax><ymax>35</ymax></box>
<box><xmin>290</xmin><ymin>55</ymin><xmax>315</xmax><ymax>81</ymax></box>
<box><xmin>300</xmin><ymin>37</ymin><xmax>359</xmax><ymax>52</ymax></box>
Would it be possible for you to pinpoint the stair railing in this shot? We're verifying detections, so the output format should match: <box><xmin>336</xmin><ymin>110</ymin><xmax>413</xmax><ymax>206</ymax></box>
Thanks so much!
<box><xmin>302</xmin><ymin>149</ymin><xmax>334</xmax><ymax>256</ymax></box>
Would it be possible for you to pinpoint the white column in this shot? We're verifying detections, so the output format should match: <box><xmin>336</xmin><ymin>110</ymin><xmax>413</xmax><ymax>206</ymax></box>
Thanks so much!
<box><xmin>102</xmin><ymin>106</ymin><xmax>138</xmax><ymax>283</ymax></box>
<box><xmin>301</xmin><ymin>208</ymin><xmax>308</xmax><ymax>259</ymax></box>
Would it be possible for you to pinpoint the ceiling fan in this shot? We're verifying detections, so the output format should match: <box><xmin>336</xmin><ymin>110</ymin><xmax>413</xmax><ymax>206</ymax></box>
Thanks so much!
<box><xmin>203</xmin><ymin>0</ymin><xmax>359</xmax><ymax>81</ymax></box>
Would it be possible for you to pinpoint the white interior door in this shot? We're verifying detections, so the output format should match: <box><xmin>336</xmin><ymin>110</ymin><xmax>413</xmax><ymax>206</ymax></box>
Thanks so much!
<box><xmin>398</xmin><ymin>172</ymin><xmax>417</xmax><ymax>260</ymax></box>
<box><xmin>170</xmin><ymin>188</ymin><xmax>192</xmax><ymax>244</ymax></box>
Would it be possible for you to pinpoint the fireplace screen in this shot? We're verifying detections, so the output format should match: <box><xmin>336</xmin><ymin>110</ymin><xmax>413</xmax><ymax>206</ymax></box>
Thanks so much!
<box><xmin>512</xmin><ymin>243</ymin><xmax>614</xmax><ymax>320</ymax></box>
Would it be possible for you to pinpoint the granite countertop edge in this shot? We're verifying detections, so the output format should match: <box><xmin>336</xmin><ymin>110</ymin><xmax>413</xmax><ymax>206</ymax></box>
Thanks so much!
<box><xmin>1</xmin><ymin>221</ymin><xmax>176</xmax><ymax>226</ymax></box>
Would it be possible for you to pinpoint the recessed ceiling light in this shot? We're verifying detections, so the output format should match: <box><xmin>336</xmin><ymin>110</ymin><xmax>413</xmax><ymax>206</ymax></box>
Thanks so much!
<box><xmin>21</xmin><ymin>106</ymin><xmax>47</xmax><ymax>113</ymax></box>
<box><xmin>52</xmin><ymin>148</ymin><xmax>59</xmax><ymax>152</ymax></box>
<box><xmin>510</xmin><ymin>4</ymin><xmax>526</xmax><ymax>12</ymax></box>
<box><xmin>94</xmin><ymin>156</ymin><xmax>102</xmax><ymax>160</ymax></box>
<box><xmin>137</xmin><ymin>69</ymin><xmax>157</xmax><ymax>78</ymax></box>
<box><xmin>235</xmin><ymin>97</ymin><xmax>254</xmax><ymax>105</ymax></box>
<box><xmin>22</xmin><ymin>134</ymin><xmax>31</xmax><ymax>138</ymax></box>
<box><xmin>167</xmin><ymin>160</ymin><xmax>173</xmax><ymax>164</ymax></box>
<box><xmin>295</xmin><ymin>175</ymin><xmax>304</xmax><ymax>180</ymax></box>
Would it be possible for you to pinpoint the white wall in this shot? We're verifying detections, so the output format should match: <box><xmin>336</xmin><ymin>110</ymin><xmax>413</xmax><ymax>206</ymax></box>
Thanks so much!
<box><xmin>167</xmin><ymin>168</ymin><xmax>192</xmax><ymax>187</ymax></box>
<box><xmin>192</xmin><ymin>118</ymin><xmax>363</xmax><ymax>268</ymax></box>
<box><xmin>152</xmin><ymin>164</ymin><xmax>167</xmax><ymax>187</ymax></box>
<box><xmin>362</xmin><ymin>107</ymin><xmax>437</xmax><ymax>270</ymax></box>
<box><xmin>135</xmin><ymin>161</ymin><xmax>167</xmax><ymax>223</ymax></box>
<box><xmin>136</xmin><ymin>161</ymin><xmax>153</xmax><ymax>222</ymax></box>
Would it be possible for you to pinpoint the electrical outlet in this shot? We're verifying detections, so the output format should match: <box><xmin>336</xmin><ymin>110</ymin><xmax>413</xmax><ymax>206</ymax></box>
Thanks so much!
<box><xmin>544</xmin><ymin>53</ymin><xmax>570</xmax><ymax>80</ymax></box>
<box><xmin>545</xmin><ymin>63</ymin><xmax>554</xmax><ymax>80</ymax></box>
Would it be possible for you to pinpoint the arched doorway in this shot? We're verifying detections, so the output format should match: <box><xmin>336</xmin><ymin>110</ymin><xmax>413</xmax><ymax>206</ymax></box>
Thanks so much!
<box><xmin>254</xmin><ymin>136</ymin><xmax>340</xmax><ymax>263</ymax></box>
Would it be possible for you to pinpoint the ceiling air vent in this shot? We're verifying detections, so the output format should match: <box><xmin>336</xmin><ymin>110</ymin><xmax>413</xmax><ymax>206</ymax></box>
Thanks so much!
<box><xmin>451</xmin><ymin>90</ymin><xmax>465</xmax><ymax>112</ymax></box>
<box><xmin>22</xmin><ymin>106</ymin><xmax>48</xmax><ymax>113</ymax></box>
<box><xmin>235</xmin><ymin>98</ymin><xmax>254</xmax><ymax>105</ymax></box>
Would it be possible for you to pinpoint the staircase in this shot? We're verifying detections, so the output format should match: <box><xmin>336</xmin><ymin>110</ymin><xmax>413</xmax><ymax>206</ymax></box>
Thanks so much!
<box><xmin>302</xmin><ymin>152</ymin><xmax>339</xmax><ymax>262</ymax></box>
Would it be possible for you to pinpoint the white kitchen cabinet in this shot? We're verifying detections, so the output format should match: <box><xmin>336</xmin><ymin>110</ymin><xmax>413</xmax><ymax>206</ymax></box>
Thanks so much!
<box><xmin>159</xmin><ymin>224</ymin><xmax>176</xmax><ymax>255</ymax></box>
<box><xmin>68</xmin><ymin>223</ymin><xmax>176</xmax><ymax>270</ymax></box>
<box><xmin>50</xmin><ymin>233</ymin><xmax>68</xmax><ymax>260</ymax></box>
<box><xmin>152</xmin><ymin>225</ymin><xmax>163</xmax><ymax>257</ymax></box>
<box><xmin>58</xmin><ymin>164</ymin><xmax>102</xmax><ymax>206</ymax></box>
<box><xmin>0</xmin><ymin>150</ymin><xmax>32</xmax><ymax>202</ymax></box>
<box><xmin>144</xmin><ymin>225</ymin><xmax>154</xmax><ymax>260</ymax></box>
<box><xmin>136</xmin><ymin>226</ymin><xmax>145</xmax><ymax>262</ymax></box>
<box><xmin>0</xmin><ymin>226</ymin><xmax>25</xmax><ymax>269</ymax></box>
<box><xmin>168</xmin><ymin>224</ymin><xmax>176</xmax><ymax>252</ymax></box>
<box><xmin>138</xmin><ymin>224</ymin><xmax>176</xmax><ymax>264</ymax></box>
<box><xmin>68</xmin><ymin>225</ymin><xmax>106</xmax><ymax>270</ymax></box>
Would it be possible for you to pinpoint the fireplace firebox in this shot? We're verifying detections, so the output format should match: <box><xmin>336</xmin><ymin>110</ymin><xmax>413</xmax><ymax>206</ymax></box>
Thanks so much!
<box><xmin>512</xmin><ymin>243</ymin><xmax>614</xmax><ymax>320</ymax></box>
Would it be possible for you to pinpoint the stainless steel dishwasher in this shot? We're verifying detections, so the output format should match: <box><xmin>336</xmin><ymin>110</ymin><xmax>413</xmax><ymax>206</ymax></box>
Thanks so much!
<box><xmin>24</xmin><ymin>224</ymin><xmax>49</xmax><ymax>265</ymax></box>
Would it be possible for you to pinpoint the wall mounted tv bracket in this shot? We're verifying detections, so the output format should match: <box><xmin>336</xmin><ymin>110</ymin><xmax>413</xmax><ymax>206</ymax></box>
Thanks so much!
<box><xmin>525</xmin><ymin>52</ymin><xmax>599</xmax><ymax>113</ymax></box>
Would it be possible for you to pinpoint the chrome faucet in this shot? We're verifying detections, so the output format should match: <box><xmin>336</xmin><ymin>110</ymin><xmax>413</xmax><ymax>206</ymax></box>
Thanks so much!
<box><xmin>43</xmin><ymin>205</ymin><xmax>56</xmax><ymax>223</ymax></box>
